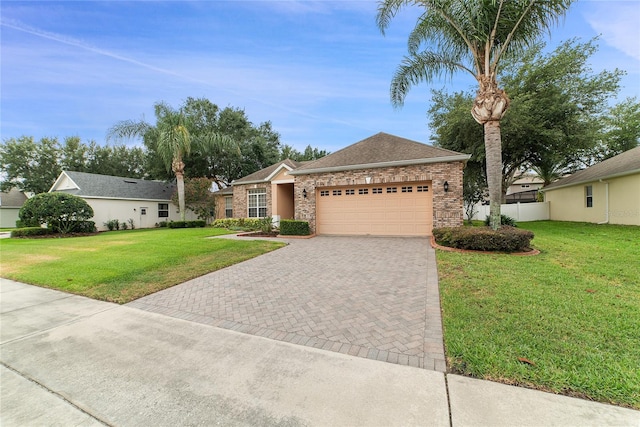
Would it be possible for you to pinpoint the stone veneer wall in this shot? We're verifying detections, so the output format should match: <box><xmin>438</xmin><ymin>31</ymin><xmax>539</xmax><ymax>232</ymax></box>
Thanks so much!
<box><xmin>231</xmin><ymin>183</ymin><xmax>273</xmax><ymax>219</ymax></box>
<box><xmin>294</xmin><ymin>162</ymin><xmax>465</xmax><ymax>234</ymax></box>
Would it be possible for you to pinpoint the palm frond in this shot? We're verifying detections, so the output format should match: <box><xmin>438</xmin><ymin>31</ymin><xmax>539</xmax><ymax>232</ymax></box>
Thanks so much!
<box><xmin>390</xmin><ymin>51</ymin><xmax>472</xmax><ymax>107</ymax></box>
<box><xmin>106</xmin><ymin>120</ymin><xmax>152</xmax><ymax>142</ymax></box>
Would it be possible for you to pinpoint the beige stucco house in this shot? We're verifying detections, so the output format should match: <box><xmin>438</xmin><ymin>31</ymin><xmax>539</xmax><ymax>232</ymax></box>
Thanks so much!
<box><xmin>543</xmin><ymin>146</ymin><xmax>640</xmax><ymax>226</ymax></box>
<box><xmin>217</xmin><ymin>133</ymin><xmax>470</xmax><ymax>236</ymax></box>
<box><xmin>50</xmin><ymin>171</ymin><xmax>196</xmax><ymax>231</ymax></box>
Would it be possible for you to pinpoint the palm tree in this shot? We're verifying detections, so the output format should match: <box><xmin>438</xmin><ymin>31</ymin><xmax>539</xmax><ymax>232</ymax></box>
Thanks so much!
<box><xmin>108</xmin><ymin>102</ymin><xmax>192</xmax><ymax>221</ymax></box>
<box><xmin>377</xmin><ymin>0</ymin><xmax>573</xmax><ymax>229</ymax></box>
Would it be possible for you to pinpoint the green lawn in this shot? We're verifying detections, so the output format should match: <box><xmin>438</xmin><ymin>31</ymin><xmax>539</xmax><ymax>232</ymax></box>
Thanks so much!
<box><xmin>437</xmin><ymin>221</ymin><xmax>640</xmax><ymax>409</ymax></box>
<box><xmin>0</xmin><ymin>227</ymin><xmax>284</xmax><ymax>303</ymax></box>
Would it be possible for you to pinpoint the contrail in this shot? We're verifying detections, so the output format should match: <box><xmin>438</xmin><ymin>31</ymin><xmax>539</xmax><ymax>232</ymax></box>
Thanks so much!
<box><xmin>0</xmin><ymin>18</ymin><xmax>375</xmax><ymax>131</ymax></box>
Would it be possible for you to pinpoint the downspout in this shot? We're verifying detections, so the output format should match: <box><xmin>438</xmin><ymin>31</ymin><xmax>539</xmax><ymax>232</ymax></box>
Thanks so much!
<box><xmin>598</xmin><ymin>180</ymin><xmax>609</xmax><ymax>224</ymax></box>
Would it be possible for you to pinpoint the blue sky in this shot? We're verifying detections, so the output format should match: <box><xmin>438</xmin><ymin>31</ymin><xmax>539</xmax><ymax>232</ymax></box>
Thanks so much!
<box><xmin>1</xmin><ymin>1</ymin><xmax>639</xmax><ymax>153</ymax></box>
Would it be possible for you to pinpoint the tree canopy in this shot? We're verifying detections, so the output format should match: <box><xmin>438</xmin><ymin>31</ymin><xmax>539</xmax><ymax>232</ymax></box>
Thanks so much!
<box><xmin>0</xmin><ymin>136</ymin><xmax>145</xmax><ymax>194</ymax></box>
<box><xmin>428</xmin><ymin>38</ymin><xmax>634</xmax><ymax>200</ymax></box>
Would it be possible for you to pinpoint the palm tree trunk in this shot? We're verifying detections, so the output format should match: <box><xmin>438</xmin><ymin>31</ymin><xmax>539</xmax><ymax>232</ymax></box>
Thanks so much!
<box><xmin>484</xmin><ymin>121</ymin><xmax>503</xmax><ymax>230</ymax></box>
<box><xmin>176</xmin><ymin>171</ymin><xmax>186</xmax><ymax>221</ymax></box>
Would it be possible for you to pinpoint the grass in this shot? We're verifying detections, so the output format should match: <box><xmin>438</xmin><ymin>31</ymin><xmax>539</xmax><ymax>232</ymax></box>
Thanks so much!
<box><xmin>437</xmin><ymin>221</ymin><xmax>640</xmax><ymax>409</ymax></box>
<box><xmin>0</xmin><ymin>227</ymin><xmax>285</xmax><ymax>303</ymax></box>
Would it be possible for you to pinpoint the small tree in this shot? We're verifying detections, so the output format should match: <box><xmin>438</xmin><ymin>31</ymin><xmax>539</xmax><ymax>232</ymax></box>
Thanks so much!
<box><xmin>463</xmin><ymin>164</ymin><xmax>487</xmax><ymax>224</ymax></box>
<box><xmin>19</xmin><ymin>193</ymin><xmax>94</xmax><ymax>234</ymax></box>
<box><xmin>171</xmin><ymin>177</ymin><xmax>216</xmax><ymax>223</ymax></box>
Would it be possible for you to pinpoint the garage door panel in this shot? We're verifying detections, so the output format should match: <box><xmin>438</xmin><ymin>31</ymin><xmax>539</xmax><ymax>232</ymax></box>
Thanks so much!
<box><xmin>317</xmin><ymin>181</ymin><xmax>433</xmax><ymax>236</ymax></box>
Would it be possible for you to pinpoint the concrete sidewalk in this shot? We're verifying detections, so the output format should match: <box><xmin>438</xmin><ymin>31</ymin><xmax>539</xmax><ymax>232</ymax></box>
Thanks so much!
<box><xmin>1</xmin><ymin>279</ymin><xmax>638</xmax><ymax>426</ymax></box>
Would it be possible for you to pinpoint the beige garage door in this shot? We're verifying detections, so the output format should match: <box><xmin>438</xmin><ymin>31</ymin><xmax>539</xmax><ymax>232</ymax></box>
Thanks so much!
<box><xmin>316</xmin><ymin>182</ymin><xmax>433</xmax><ymax>236</ymax></box>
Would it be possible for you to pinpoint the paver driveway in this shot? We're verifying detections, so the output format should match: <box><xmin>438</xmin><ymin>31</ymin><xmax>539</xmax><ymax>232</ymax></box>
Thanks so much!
<box><xmin>127</xmin><ymin>236</ymin><xmax>445</xmax><ymax>371</ymax></box>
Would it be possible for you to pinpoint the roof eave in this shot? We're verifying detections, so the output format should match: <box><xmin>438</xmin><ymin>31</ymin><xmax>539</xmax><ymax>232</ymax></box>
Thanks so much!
<box><xmin>543</xmin><ymin>168</ymin><xmax>640</xmax><ymax>192</ymax></box>
<box><xmin>289</xmin><ymin>154</ymin><xmax>471</xmax><ymax>176</ymax></box>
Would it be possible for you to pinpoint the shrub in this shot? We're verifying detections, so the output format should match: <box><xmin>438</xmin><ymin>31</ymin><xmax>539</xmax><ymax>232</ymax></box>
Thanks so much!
<box><xmin>157</xmin><ymin>221</ymin><xmax>169</xmax><ymax>228</ymax></box>
<box><xmin>484</xmin><ymin>214</ymin><xmax>517</xmax><ymax>227</ymax></box>
<box><xmin>104</xmin><ymin>219</ymin><xmax>120</xmax><ymax>231</ymax></box>
<box><xmin>167</xmin><ymin>220</ymin><xmax>206</xmax><ymax>229</ymax></box>
<box><xmin>16</xmin><ymin>218</ymin><xmax>38</xmax><ymax>228</ymax></box>
<box><xmin>127</xmin><ymin>218</ymin><xmax>136</xmax><ymax>230</ymax></box>
<box><xmin>211</xmin><ymin>218</ymin><xmax>263</xmax><ymax>231</ymax></box>
<box><xmin>432</xmin><ymin>226</ymin><xmax>534</xmax><ymax>253</ymax></box>
<box><xmin>73</xmin><ymin>221</ymin><xmax>96</xmax><ymax>233</ymax></box>
<box><xmin>120</xmin><ymin>222</ymin><xmax>128</xmax><ymax>230</ymax></box>
<box><xmin>11</xmin><ymin>227</ymin><xmax>54</xmax><ymax>238</ymax></box>
<box><xmin>19</xmin><ymin>193</ymin><xmax>94</xmax><ymax>234</ymax></box>
<box><xmin>259</xmin><ymin>217</ymin><xmax>273</xmax><ymax>233</ymax></box>
<box><xmin>280</xmin><ymin>220</ymin><xmax>310</xmax><ymax>236</ymax></box>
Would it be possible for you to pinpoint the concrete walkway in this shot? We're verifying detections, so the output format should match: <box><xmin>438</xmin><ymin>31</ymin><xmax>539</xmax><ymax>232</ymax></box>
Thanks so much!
<box><xmin>128</xmin><ymin>236</ymin><xmax>445</xmax><ymax>371</ymax></box>
<box><xmin>2</xmin><ymin>279</ymin><xmax>638</xmax><ymax>426</ymax></box>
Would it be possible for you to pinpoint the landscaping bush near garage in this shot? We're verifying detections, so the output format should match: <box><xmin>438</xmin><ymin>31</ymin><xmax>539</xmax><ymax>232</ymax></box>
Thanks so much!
<box><xmin>433</xmin><ymin>226</ymin><xmax>534</xmax><ymax>252</ymax></box>
<box><xmin>279</xmin><ymin>219</ymin><xmax>310</xmax><ymax>236</ymax></box>
<box><xmin>19</xmin><ymin>192</ymin><xmax>94</xmax><ymax>234</ymax></box>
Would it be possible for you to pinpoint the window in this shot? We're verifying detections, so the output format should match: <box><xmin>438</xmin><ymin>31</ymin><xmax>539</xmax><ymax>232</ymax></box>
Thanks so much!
<box><xmin>372</xmin><ymin>188</ymin><xmax>383</xmax><ymax>194</ymax></box>
<box><xmin>320</xmin><ymin>190</ymin><xmax>330</xmax><ymax>197</ymax></box>
<box><xmin>345</xmin><ymin>189</ymin><xmax>355</xmax><ymax>195</ymax></box>
<box><xmin>158</xmin><ymin>203</ymin><xmax>169</xmax><ymax>218</ymax></box>
<box><xmin>225</xmin><ymin>196</ymin><xmax>233</xmax><ymax>218</ymax></box>
<box><xmin>401</xmin><ymin>186</ymin><xmax>413</xmax><ymax>193</ymax></box>
<box><xmin>140</xmin><ymin>208</ymin><xmax>147</xmax><ymax>215</ymax></box>
<box><xmin>332</xmin><ymin>189</ymin><xmax>342</xmax><ymax>196</ymax></box>
<box><xmin>521</xmin><ymin>184</ymin><xmax>530</xmax><ymax>188</ymax></box>
<box><xmin>585</xmin><ymin>185</ymin><xmax>593</xmax><ymax>208</ymax></box>
<box><xmin>358</xmin><ymin>188</ymin><xmax>369</xmax><ymax>195</ymax></box>
<box><xmin>417</xmin><ymin>185</ymin><xmax>429</xmax><ymax>192</ymax></box>
<box><xmin>387</xmin><ymin>187</ymin><xmax>397</xmax><ymax>193</ymax></box>
<box><xmin>248</xmin><ymin>188</ymin><xmax>267</xmax><ymax>218</ymax></box>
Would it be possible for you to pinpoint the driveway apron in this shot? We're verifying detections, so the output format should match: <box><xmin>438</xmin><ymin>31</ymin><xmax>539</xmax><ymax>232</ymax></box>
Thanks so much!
<box><xmin>127</xmin><ymin>236</ymin><xmax>446</xmax><ymax>371</ymax></box>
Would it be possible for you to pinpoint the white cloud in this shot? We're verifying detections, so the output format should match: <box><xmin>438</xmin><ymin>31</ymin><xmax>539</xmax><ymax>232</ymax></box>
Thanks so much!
<box><xmin>584</xmin><ymin>2</ymin><xmax>640</xmax><ymax>61</ymax></box>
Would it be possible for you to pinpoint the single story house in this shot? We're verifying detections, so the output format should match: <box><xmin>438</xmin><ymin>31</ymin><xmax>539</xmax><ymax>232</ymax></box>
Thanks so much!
<box><xmin>0</xmin><ymin>188</ymin><xmax>28</xmax><ymax>228</ymax></box>
<box><xmin>217</xmin><ymin>132</ymin><xmax>470</xmax><ymax>236</ymax></box>
<box><xmin>543</xmin><ymin>146</ymin><xmax>640</xmax><ymax>226</ymax></box>
<box><xmin>50</xmin><ymin>171</ymin><xmax>196</xmax><ymax>231</ymax></box>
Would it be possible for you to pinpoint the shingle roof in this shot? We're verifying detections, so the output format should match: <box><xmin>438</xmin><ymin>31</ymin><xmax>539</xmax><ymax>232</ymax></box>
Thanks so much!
<box><xmin>544</xmin><ymin>146</ymin><xmax>640</xmax><ymax>191</ymax></box>
<box><xmin>211</xmin><ymin>186</ymin><xmax>233</xmax><ymax>195</ymax></box>
<box><xmin>54</xmin><ymin>171</ymin><xmax>176</xmax><ymax>200</ymax></box>
<box><xmin>0</xmin><ymin>188</ymin><xmax>27</xmax><ymax>208</ymax></box>
<box><xmin>290</xmin><ymin>132</ymin><xmax>469</xmax><ymax>175</ymax></box>
<box><xmin>233</xmin><ymin>159</ymin><xmax>302</xmax><ymax>184</ymax></box>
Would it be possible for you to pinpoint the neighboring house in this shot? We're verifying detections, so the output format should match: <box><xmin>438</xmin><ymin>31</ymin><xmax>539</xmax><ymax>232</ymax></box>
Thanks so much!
<box><xmin>506</xmin><ymin>174</ymin><xmax>544</xmax><ymax>196</ymax></box>
<box><xmin>0</xmin><ymin>188</ymin><xmax>28</xmax><ymax>228</ymax></box>
<box><xmin>543</xmin><ymin>146</ymin><xmax>640</xmax><ymax>226</ymax></box>
<box><xmin>50</xmin><ymin>171</ymin><xmax>196</xmax><ymax>231</ymax></box>
<box><xmin>217</xmin><ymin>132</ymin><xmax>470</xmax><ymax>236</ymax></box>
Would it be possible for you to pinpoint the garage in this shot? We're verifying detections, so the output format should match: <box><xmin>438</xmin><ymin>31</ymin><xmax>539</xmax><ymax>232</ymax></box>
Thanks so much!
<box><xmin>316</xmin><ymin>182</ymin><xmax>433</xmax><ymax>236</ymax></box>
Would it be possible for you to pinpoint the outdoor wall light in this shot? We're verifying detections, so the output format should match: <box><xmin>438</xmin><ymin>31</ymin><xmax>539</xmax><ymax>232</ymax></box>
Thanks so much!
<box><xmin>444</xmin><ymin>181</ymin><xmax>449</xmax><ymax>192</ymax></box>
<box><xmin>303</xmin><ymin>189</ymin><xmax>307</xmax><ymax>198</ymax></box>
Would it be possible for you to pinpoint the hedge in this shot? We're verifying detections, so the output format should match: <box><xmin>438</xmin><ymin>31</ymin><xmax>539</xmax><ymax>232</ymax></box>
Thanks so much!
<box><xmin>432</xmin><ymin>226</ymin><xmax>534</xmax><ymax>253</ymax></box>
<box><xmin>279</xmin><ymin>220</ymin><xmax>310</xmax><ymax>236</ymax></box>
<box><xmin>167</xmin><ymin>220</ymin><xmax>207</xmax><ymax>229</ymax></box>
<box><xmin>211</xmin><ymin>218</ymin><xmax>264</xmax><ymax>231</ymax></box>
<box><xmin>11</xmin><ymin>227</ymin><xmax>55</xmax><ymax>238</ymax></box>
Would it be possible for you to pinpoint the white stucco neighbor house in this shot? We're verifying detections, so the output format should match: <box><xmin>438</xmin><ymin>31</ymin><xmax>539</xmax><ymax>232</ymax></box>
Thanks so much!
<box><xmin>0</xmin><ymin>188</ymin><xmax>28</xmax><ymax>228</ymax></box>
<box><xmin>49</xmin><ymin>171</ymin><xmax>196</xmax><ymax>231</ymax></box>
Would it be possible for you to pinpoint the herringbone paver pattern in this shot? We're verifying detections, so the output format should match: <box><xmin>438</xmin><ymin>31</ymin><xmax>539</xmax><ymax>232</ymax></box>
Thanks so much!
<box><xmin>127</xmin><ymin>236</ymin><xmax>446</xmax><ymax>371</ymax></box>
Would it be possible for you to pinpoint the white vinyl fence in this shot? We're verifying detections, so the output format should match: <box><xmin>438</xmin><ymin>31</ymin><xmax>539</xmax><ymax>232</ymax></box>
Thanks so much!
<box><xmin>466</xmin><ymin>201</ymin><xmax>550</xmax><ymax>222</ymax></box>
